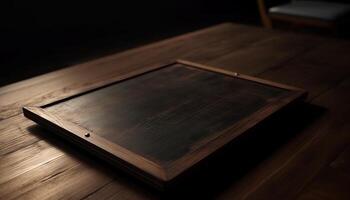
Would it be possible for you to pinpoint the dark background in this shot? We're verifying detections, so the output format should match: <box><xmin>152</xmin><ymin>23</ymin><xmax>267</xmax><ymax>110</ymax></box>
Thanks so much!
<box><xmin>0</xmin><ymin>1</ymin><xmax>261</xmax><ymax>86</ymax></box>
<box><xmin>0</xmin><ymin>0</ymin><xmax>348</xmax><ymax>86</ymax></box>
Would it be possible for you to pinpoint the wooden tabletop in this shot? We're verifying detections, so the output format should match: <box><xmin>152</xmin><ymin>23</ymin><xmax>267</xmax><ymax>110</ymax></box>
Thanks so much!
<box><xmin>1</xmin><ymin>23</ymin><xmax>350</xmax><ymax>200</ymax></box>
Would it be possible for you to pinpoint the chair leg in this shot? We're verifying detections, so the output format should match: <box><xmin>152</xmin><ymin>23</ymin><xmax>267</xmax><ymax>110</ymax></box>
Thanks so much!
<box><xmin>257</xmin><ymin>0</ymin><xmax>273</xmax><ymax>28</ymax></box>
<box><xmin>262</xmin><ymin>18</ymin><xmax>273</xmax><ymax>28</ymax></box>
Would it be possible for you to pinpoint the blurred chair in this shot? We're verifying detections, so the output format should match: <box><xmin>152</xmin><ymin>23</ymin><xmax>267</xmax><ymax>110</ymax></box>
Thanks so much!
<box><xmin>257</xmin><ymin>0</ymin><xmax>350</xmax><ymax>30</ymax></box>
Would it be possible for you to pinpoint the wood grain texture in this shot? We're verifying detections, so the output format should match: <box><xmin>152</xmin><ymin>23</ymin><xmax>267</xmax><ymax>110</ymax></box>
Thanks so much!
<box><xmin>0</xmin><ymin>23</ymin><xmax>350</xmax><ymax>199</ymax></box>
<box><xmin>296</xmin><ymin>143</ymin><xmax>350</xmax><ymax>200</ymax></box>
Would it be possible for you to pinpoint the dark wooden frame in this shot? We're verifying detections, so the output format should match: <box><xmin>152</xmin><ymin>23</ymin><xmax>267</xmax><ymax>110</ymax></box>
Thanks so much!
<box><xmin>23</xmin><ymin>60</ymin><xmax>307</xmax><ymax>189</ymax></box>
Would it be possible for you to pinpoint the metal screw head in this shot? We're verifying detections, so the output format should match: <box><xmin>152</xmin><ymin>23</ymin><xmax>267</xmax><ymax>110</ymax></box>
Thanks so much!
<box><xmin>234</xmin><ymin>72</ymin><xmax>239</xmax><ymax>76</ymax></box>
<box><xmin>85</xmin><ymin>133</ymin><xmax>90</xmax><ymax>137</ymax></box>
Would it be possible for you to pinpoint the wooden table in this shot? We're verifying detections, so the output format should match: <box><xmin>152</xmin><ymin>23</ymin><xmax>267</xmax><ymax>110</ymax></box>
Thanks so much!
<box><xmin>1</xmin><ymin>23</ymin><xmax>350</xmax><ymax>200</ymax></box>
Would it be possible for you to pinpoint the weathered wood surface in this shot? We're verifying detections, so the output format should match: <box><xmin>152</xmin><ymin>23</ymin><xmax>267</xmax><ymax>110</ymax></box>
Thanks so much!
<box><xmin>1</xmin><ymin>23</ymin><xmax>350</xmax><ymax>199</ymax></box>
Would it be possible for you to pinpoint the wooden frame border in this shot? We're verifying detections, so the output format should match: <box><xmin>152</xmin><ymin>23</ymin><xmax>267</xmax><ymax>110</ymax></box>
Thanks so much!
<box><xmin>23</xmin><ymin>60</ymin><xmax>307</xmax><ymax>189</ymax></box>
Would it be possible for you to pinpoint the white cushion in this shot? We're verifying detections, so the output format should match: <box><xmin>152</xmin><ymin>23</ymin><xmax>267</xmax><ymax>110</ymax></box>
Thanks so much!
<box><xmin>269</xmin><ymin>1</ymin><xmax>350</xmax><ymax>21</ymax></box>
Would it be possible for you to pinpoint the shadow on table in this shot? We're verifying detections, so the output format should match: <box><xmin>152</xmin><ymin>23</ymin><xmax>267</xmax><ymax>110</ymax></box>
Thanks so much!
<box><xmin>27</xmin><ymin>101</ymin><xmax>325</xmax><ymax>199</ymax></box>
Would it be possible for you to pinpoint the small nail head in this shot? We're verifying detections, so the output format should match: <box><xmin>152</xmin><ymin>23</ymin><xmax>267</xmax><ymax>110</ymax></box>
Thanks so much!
<box><xmin>234</xmin><ymin>72</ymin><xmax>239</xmax><ymax>76</ymax></box>
<box><xmin>85</xmin><ymin>133</ymin><xmax>90</xmax><ymax>137</ymax></box>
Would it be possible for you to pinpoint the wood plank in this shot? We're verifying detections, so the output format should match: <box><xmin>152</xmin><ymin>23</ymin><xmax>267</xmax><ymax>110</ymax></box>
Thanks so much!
<box><xmin>0</xmin><ymin>116</ymin><xmax>40</xmax><ymax>156</ymax></box>
<box><xmin>296</xmin><ymin>168</ymin><xmax>350</xmax><ymax>200</ymax></box>
<box><xmin>296</xmin><ymin>145</ymin><xmax>350</xmax><ymax>200</ymax></box>
<box><xmin>0</xmin><ymin>140</ymin><xmax>64</xmax><ymax>185</ymax></box>
<box><xmin>0</xmin><ymin>156</ymin><xmax>77</xmax><ymax>200</ymax></box>
<box><xmin>0</xmin><ymin>117</ymin><xmax>134</xmax><ymax>200</ymax></box>
<box><xmin>329</xmin><ymin>144</ymin><xmax>350</xmax><ymax>173</ymax></box>
<box><xmin>1</xmin><ymin>156</ymin><xmax>112</xmax><ymax>200</ymax></box>
<box><xmin>0</xmin><ymin>115</ymin><xmax>116</xmax><ymax>200</ymax></box>
<box><xmin>84</xmin><ymin>181</ymin><xmax>156</xmax><ymax>200</ymax></box>
<box><xmin>293</xmin><ymin>39</ymin><xmax>350</xmax><ymax>70</ymax></box>
<box><xmin>258</xmin><ymin>40</ymin><xmax>350</xmax><ymax>100</ymax></box>
<box><xmin>200</xmin><ymin>33</ymin><xmax>324</xmax><ymax>76</ymax></box>
<box><xmin>260</xmin><ymin>60</ymin><xmax>350</xmax><ymax>100</ymax></box>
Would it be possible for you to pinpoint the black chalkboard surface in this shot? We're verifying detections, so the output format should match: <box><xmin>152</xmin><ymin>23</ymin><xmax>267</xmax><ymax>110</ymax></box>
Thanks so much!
<box><xmin>23</xmin><ymin>60</ymin><xmax>306</xmax><ymax>189</ymax></box>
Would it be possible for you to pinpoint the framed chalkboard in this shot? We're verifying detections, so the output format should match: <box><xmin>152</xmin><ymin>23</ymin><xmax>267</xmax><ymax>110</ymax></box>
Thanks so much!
<box><xmin>23</xmin><ymin>60</ymin><xmax>307</xmax><ymax>189</ymax></box>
